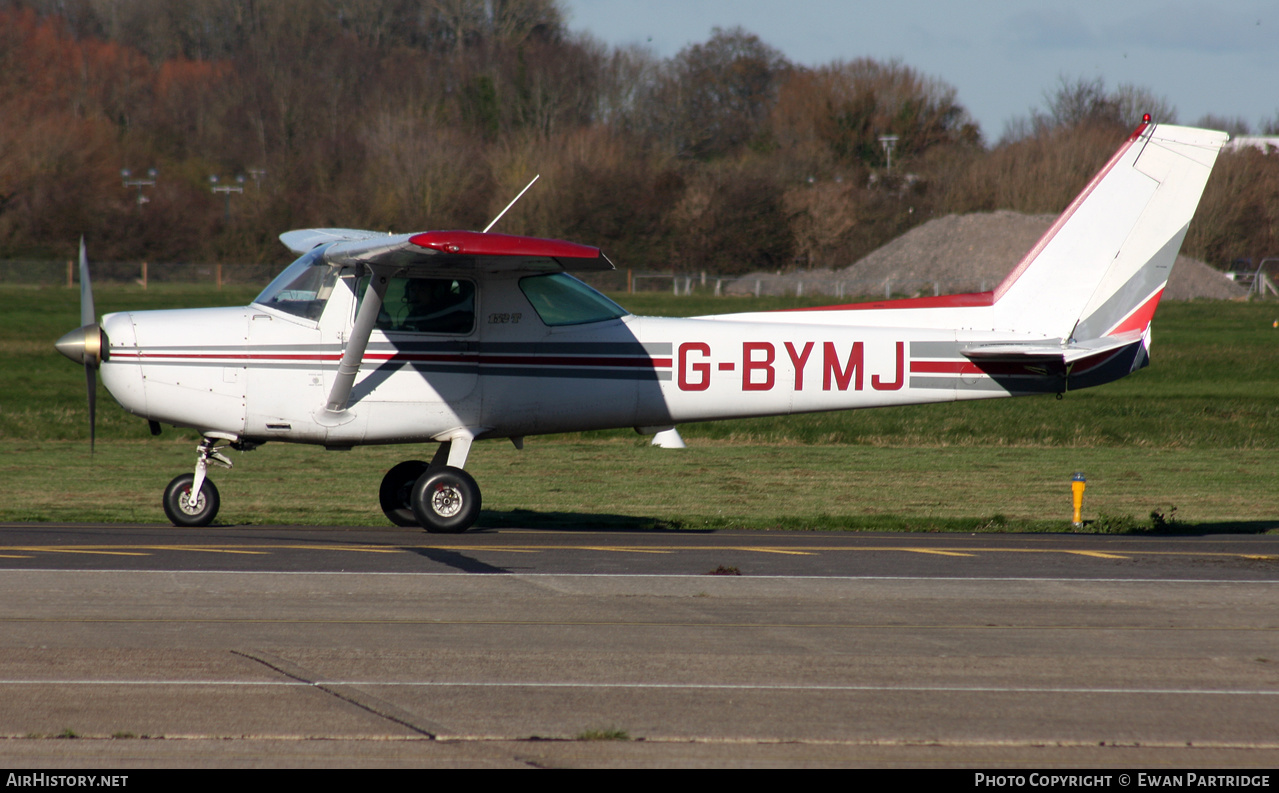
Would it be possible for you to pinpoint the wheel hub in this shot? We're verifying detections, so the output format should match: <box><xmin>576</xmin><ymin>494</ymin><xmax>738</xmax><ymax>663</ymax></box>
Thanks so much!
<box><xmin>179</xmin><ymin>489</ymin><xmax>206</xmax><ymax>516</ymax></box>
<box><xmin>430</xmin><ymin>484</ymin><xmax>463</xmax><ymax>518</ymax></box>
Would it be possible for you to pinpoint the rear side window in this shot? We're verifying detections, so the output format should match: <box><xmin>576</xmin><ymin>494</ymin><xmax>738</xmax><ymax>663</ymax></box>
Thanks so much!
<box><xmin>357</xmin><ymin>276</ymin><xmax>476</xmax><ymax>334</ymax></box>
<box><xmin>519</xmin><ymin>273</ymin><xmax>627</xmax><ymax>326</ymax></box>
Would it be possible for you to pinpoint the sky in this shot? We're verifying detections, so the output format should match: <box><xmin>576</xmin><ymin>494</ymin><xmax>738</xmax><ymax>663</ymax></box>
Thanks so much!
<box><xmin>560</xmin><ymin>0</ymin><xmax>1278</xmax><ymax>141</ymax></box>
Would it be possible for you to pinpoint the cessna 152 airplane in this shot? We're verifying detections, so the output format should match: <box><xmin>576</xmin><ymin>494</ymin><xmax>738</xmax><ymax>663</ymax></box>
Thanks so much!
<box><xmin>56</xmin><ymin>119</ymin><xmax>1227</xmax><ymax>533</ymax></box>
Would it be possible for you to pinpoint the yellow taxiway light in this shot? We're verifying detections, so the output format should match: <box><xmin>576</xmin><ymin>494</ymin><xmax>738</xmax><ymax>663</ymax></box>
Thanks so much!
<box><xmin>1071</xmin><ymin>472</ymin><xmax>1087</xmax><ymax>528</ymax></box>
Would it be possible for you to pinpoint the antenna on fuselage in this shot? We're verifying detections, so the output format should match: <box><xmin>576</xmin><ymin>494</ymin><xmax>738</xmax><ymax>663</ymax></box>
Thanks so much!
<box><xmin>482</xmin><ymin>174</ymin><xmax>539</xmax><ymax>233</ymax></box>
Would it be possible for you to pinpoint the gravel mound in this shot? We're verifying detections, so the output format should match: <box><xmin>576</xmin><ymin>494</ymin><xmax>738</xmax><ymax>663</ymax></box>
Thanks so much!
<box><xmin>726</xmin><ymin>211</ymin><xmax>1245</xmax><ymax>300</ymax></box>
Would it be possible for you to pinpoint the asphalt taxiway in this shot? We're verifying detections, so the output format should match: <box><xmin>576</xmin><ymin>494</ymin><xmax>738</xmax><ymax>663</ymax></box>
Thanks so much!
<box><xmin>0</xmin><ymin>523</ymin><xmax>1276</xmax><ymax>768</ymax></box>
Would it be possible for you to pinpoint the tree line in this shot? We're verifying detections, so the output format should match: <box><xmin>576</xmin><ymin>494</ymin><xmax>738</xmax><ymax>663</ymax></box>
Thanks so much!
<box><xmin>1</xmin><ymin>0</ymin><xmax>1275</xmax><ymax>273</ymax></box>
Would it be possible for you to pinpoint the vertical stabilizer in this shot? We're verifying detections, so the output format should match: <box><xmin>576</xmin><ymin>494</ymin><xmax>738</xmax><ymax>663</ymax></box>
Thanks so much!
<box><xmin>990</xmin><ymin>123</ymin><xmax>1228</xmax><ymax>340</ymax></box>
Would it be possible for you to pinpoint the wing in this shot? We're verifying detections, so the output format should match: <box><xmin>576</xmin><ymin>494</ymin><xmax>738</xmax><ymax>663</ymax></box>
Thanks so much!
<box><xmin>278</xmin><ymin>228</ymin><xmax>387</xmax><ymax>255</ymax></box>
<box><xmin>280</xmin><ymin>228</ymin><xmax>613</xmax><ymax>272</ymax></box>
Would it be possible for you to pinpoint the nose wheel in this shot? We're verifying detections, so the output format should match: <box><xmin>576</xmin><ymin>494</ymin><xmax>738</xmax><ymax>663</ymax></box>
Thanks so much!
<box><xmin>161</xmin><ymin>436</ymin><xmax>249</xmax><ymax>527</ymax></box>
<box><xmin>162</xmin><ymin>473</ymin><xmax>221</xmax><ymax>527</ymax></box>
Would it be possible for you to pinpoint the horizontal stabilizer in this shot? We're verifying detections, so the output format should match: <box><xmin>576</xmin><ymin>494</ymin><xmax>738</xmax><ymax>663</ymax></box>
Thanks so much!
<box><xmin>961</xmin><ymin>331</ymin><xmax>1144</xmax><ymax>365</ymax></box>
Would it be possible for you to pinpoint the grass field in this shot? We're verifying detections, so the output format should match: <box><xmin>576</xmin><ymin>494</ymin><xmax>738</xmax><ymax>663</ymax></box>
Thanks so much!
<box><xmin>2</xmin><ymin>283</ymin><xmax>1277</xmax><ymax>532</ymax></box>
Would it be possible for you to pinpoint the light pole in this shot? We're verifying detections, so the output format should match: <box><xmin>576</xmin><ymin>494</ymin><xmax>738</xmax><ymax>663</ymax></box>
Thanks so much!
<box><xmin>878</xmin><ymin>135</ymin><xmax>899</xmax><ymax>172</ymax></box>
<box><xmin>121</xmin><ymin>168</ymin><xmax>158</xmax><ymax>207</ymax></box>
<box><xmin>209</xmin><ymin>174</ymin><xmax>245</xmax><ymax>222</ymax></box>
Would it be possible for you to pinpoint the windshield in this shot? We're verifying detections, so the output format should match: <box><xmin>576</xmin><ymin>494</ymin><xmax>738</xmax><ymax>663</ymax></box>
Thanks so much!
<box><xmin>519</xmin><ymin>273</ymin><xmax>628</xmax><ymax>327</ymax></box>
<box><xmin>253</xmin><ymin>245</ymin><xmax>341</xmax><ymax>321</ymax></box>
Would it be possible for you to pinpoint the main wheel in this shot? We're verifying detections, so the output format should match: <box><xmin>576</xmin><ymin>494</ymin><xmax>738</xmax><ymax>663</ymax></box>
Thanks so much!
<box><xmin>379</xmin><ymin>460</ymin><xmax>429</xmax><ymax>527</ymax></box>
<box><xmin>162</xmin><ymin>473</ymin><xmax>220</xmax><ymax>527</ymax></box>
<box><xmin>410</xmin><ymin>466</ymin><xmax>481</xmax><ymax>534</ymax></box>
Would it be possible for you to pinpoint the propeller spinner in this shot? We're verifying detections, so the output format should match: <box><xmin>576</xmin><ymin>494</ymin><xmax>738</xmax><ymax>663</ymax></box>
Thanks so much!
<box><xmin>54</xmin><ymin>238</ymin><xmax>106</xmax><ymax>451</ymax></box>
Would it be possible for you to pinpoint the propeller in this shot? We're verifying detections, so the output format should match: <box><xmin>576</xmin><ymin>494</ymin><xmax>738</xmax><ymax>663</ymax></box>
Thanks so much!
<box><xmin>54</xmin><ymin>238</ymin><xmax>106</xmax><ymax>452</ymax></box>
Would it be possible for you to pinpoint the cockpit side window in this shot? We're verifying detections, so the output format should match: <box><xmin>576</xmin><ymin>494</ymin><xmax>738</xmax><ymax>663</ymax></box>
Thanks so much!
<box><xmin>518</xmin><ymin>273</ymin><xmax>628</xmax><ymax>327</ymax></box>
<box><xmin>356</xmin><ymin>276</ymin><xmax>476</xmax><ymax>334</ymax></box>
<box><xmin>253</xmin><ymin>245</ymin><xmax>340</xmax><ymax>321</ymax></box>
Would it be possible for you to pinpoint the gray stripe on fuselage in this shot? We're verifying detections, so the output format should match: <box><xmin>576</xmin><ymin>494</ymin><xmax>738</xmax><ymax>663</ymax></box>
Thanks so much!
<box><xmin>127</xmin><ymin>344</ymin><xmax>345</xmax><ymax>354</ymax></box>
<box><xmin>908</xmin><ymin>376</ymin><xmax>1058</xmax><ymax>393</ymax></box>
<box><xmin>475</xmin><ymin>341</ymin><xmax>670</xmax><ymax>355</ymax></box>
<box><xmin>136</xmin><ymin>341</ymin><xmax>667</xmax><ymax>355</ymax></box>
<box><xmin>115</xmin><ymin>358</ymin><xmax>670</xmax><ymax>380</ymax></box>
<box><xmin>911</xmin><ymin>376</ymin><xmax>1006</xmax><ymax>392</ymax></box>
<box><xmin>910</xmin><ymin>341</ymin><xmax>966</xmax><ymax>358</ymax></box>
<box><xmin>475</xmin><ymin>366</ymin><xmax>669</xmax><ymax>381</ymax></box>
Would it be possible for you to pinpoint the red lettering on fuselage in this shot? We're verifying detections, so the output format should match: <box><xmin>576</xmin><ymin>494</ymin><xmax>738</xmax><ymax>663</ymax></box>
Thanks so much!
<box><xmin>784</xmin><ymin>341</ymin><xmax>813</xmax><ymax>390</ymax></box>
<box><xmin>742</xmin><ymin>342</ymin><xmax>775</xmax><ymax>391</ymax></box>
<box><xmin>678</xmin><ymin>342</ymin><xmax>710</xmax><ymax>391</ymax></box>
<box><xmin>823</xmin><ymin>341</ymin><xmax>864</xmax><ymax>391</ymax></box>
<box><xmin>871</xmin><ymin>341</ymin><xmax>905</xmax><ymax>391</ymax></box>
<box><xmin>675</xmin><ymin>339</ymin><xmax>906</xmax><ymax>393</ymax></box>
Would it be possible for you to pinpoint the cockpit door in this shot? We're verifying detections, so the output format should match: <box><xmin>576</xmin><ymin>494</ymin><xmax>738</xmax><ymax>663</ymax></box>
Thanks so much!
<box><xmin>348</xmin><ymin>274</ymin><xmax>480</xmax><ymax>408</ymax></box>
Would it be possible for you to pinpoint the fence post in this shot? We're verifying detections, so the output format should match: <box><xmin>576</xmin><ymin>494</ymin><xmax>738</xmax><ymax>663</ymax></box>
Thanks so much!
<box><xmin>627</xmin><ymin>268</ymin><xmax>633</xmax><ymax>294</ymax></box>
<box><xmin>797</xmin><ymin>281</ymin><xmax>803</xmax><ymax>297</ymax></box>
<box><xmin>67</xmin><ymin>261</ymin><xmax>72</xmax><ymax>288</ymax></box>
<box><xmin>715</xmin><ymin>279</ymin><xmax>722</xmax><ymax>297</ymax></box>
<box><xmin>755</xmin><ymin>279</ymin><xmax>761</xmax><ymax>298</ymax></box>
<box><xmin>884</xmin><ymin>280</ymin><xmax>891</xmax><ymax>299</ymax></box>
<box><xmin>141</xmin><ymin>262</ymin><xmax>147</xmax><ymax>290</ymax></box>
<box><xmin>217</xmin><ymin>263</ymin><xmax>223</xmax><ymax>290</ymax></box>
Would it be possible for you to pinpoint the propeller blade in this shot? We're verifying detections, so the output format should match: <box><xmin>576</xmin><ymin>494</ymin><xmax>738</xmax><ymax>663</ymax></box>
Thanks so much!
<box><xmin>67</xmin><ymin>237</ymin><xmax>100</xmax><ymax>453</ymax></box>
<box><xmin>79</xmin><ymin>236</ymin><xmax>95</xmax><ymax>328</ymax></box>
<box><xmin>85</xmin><ymin>360</ymin><xmax>96</xmax><ymax>454</ymax></box>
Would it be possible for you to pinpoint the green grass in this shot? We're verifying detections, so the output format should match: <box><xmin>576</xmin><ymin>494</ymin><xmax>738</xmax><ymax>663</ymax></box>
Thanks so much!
<box><xmin>4</xmin><ymin>435</ymin><xmax>1276</xmax><ymax>532</ymax></box>
<box><xmin>2</xmin><ymin>284</ymin><xmax>1277</xmax><ymax>531</ymax></box>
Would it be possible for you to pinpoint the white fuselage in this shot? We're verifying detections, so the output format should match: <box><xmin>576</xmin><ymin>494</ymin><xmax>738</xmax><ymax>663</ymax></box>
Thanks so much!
<box><xmin>96</xmin><ymin>268</ymin><xmax>1140</xmax><ymax>449</ymax></box>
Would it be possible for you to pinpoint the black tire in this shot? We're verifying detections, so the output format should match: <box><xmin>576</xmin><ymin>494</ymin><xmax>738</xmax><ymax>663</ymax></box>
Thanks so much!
<box><xmin>410</xmin><ymin>466</ymin><xmax>481</xmax><ymax>534</ymax></box>
<box><xmin>379</xmin><ymin>460</ymin><xmax>429</xmax><ymax>527</ymax></box>
<box><xmin>162</xmin><ymin>473</ymin><xmax>220</xmax><ymax>527</ymax></box>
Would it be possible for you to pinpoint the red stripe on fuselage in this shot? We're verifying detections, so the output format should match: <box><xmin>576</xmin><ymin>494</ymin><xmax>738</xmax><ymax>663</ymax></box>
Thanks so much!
<box><xmin>780</xmin><ymin>291</ymin><xmax>995</xmax><ymax>312</ymax></box>
<box><xmin>910</xmin><ymin>360</ymin><xmax>1050</xmax><ymax>377</ymax></box>
<box><xmin>108</xmin><ymin>350</ymin><xmax>671</xmax><ymax>369</ymax></box>
<box><xmin>111</xmin><ymin>352</ymin><xmax>335</xmax><ymax>361</ymax></box>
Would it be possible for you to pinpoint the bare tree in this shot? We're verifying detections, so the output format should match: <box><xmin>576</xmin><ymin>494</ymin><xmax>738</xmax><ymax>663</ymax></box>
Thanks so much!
<box><xmin>1002</xmin><ymin>76</ymin><xmax>1176</xmax><ymax>143</ymax></box>
<box><xmin>642</xmin><ymin>27</ymin><xmax>789</xmax><ymax>159</ymax></box>
<box><xmin>772</xmin><ymin>58</ymin><xmax>979</xmax><ymax>170</ymax></box>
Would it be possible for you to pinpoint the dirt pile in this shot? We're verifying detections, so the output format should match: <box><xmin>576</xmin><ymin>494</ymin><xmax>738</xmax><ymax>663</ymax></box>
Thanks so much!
<box><xmin>726</xmin><ymin>210</ymin><xmax>1245</xmax><ymax>300</ymax></box>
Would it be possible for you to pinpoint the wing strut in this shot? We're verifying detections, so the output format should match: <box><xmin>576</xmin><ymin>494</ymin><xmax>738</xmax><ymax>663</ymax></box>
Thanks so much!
<box><xmin>321</xmin><ymin>265</ymin><xmax>394</xmax><ymax>419</ymax></box>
